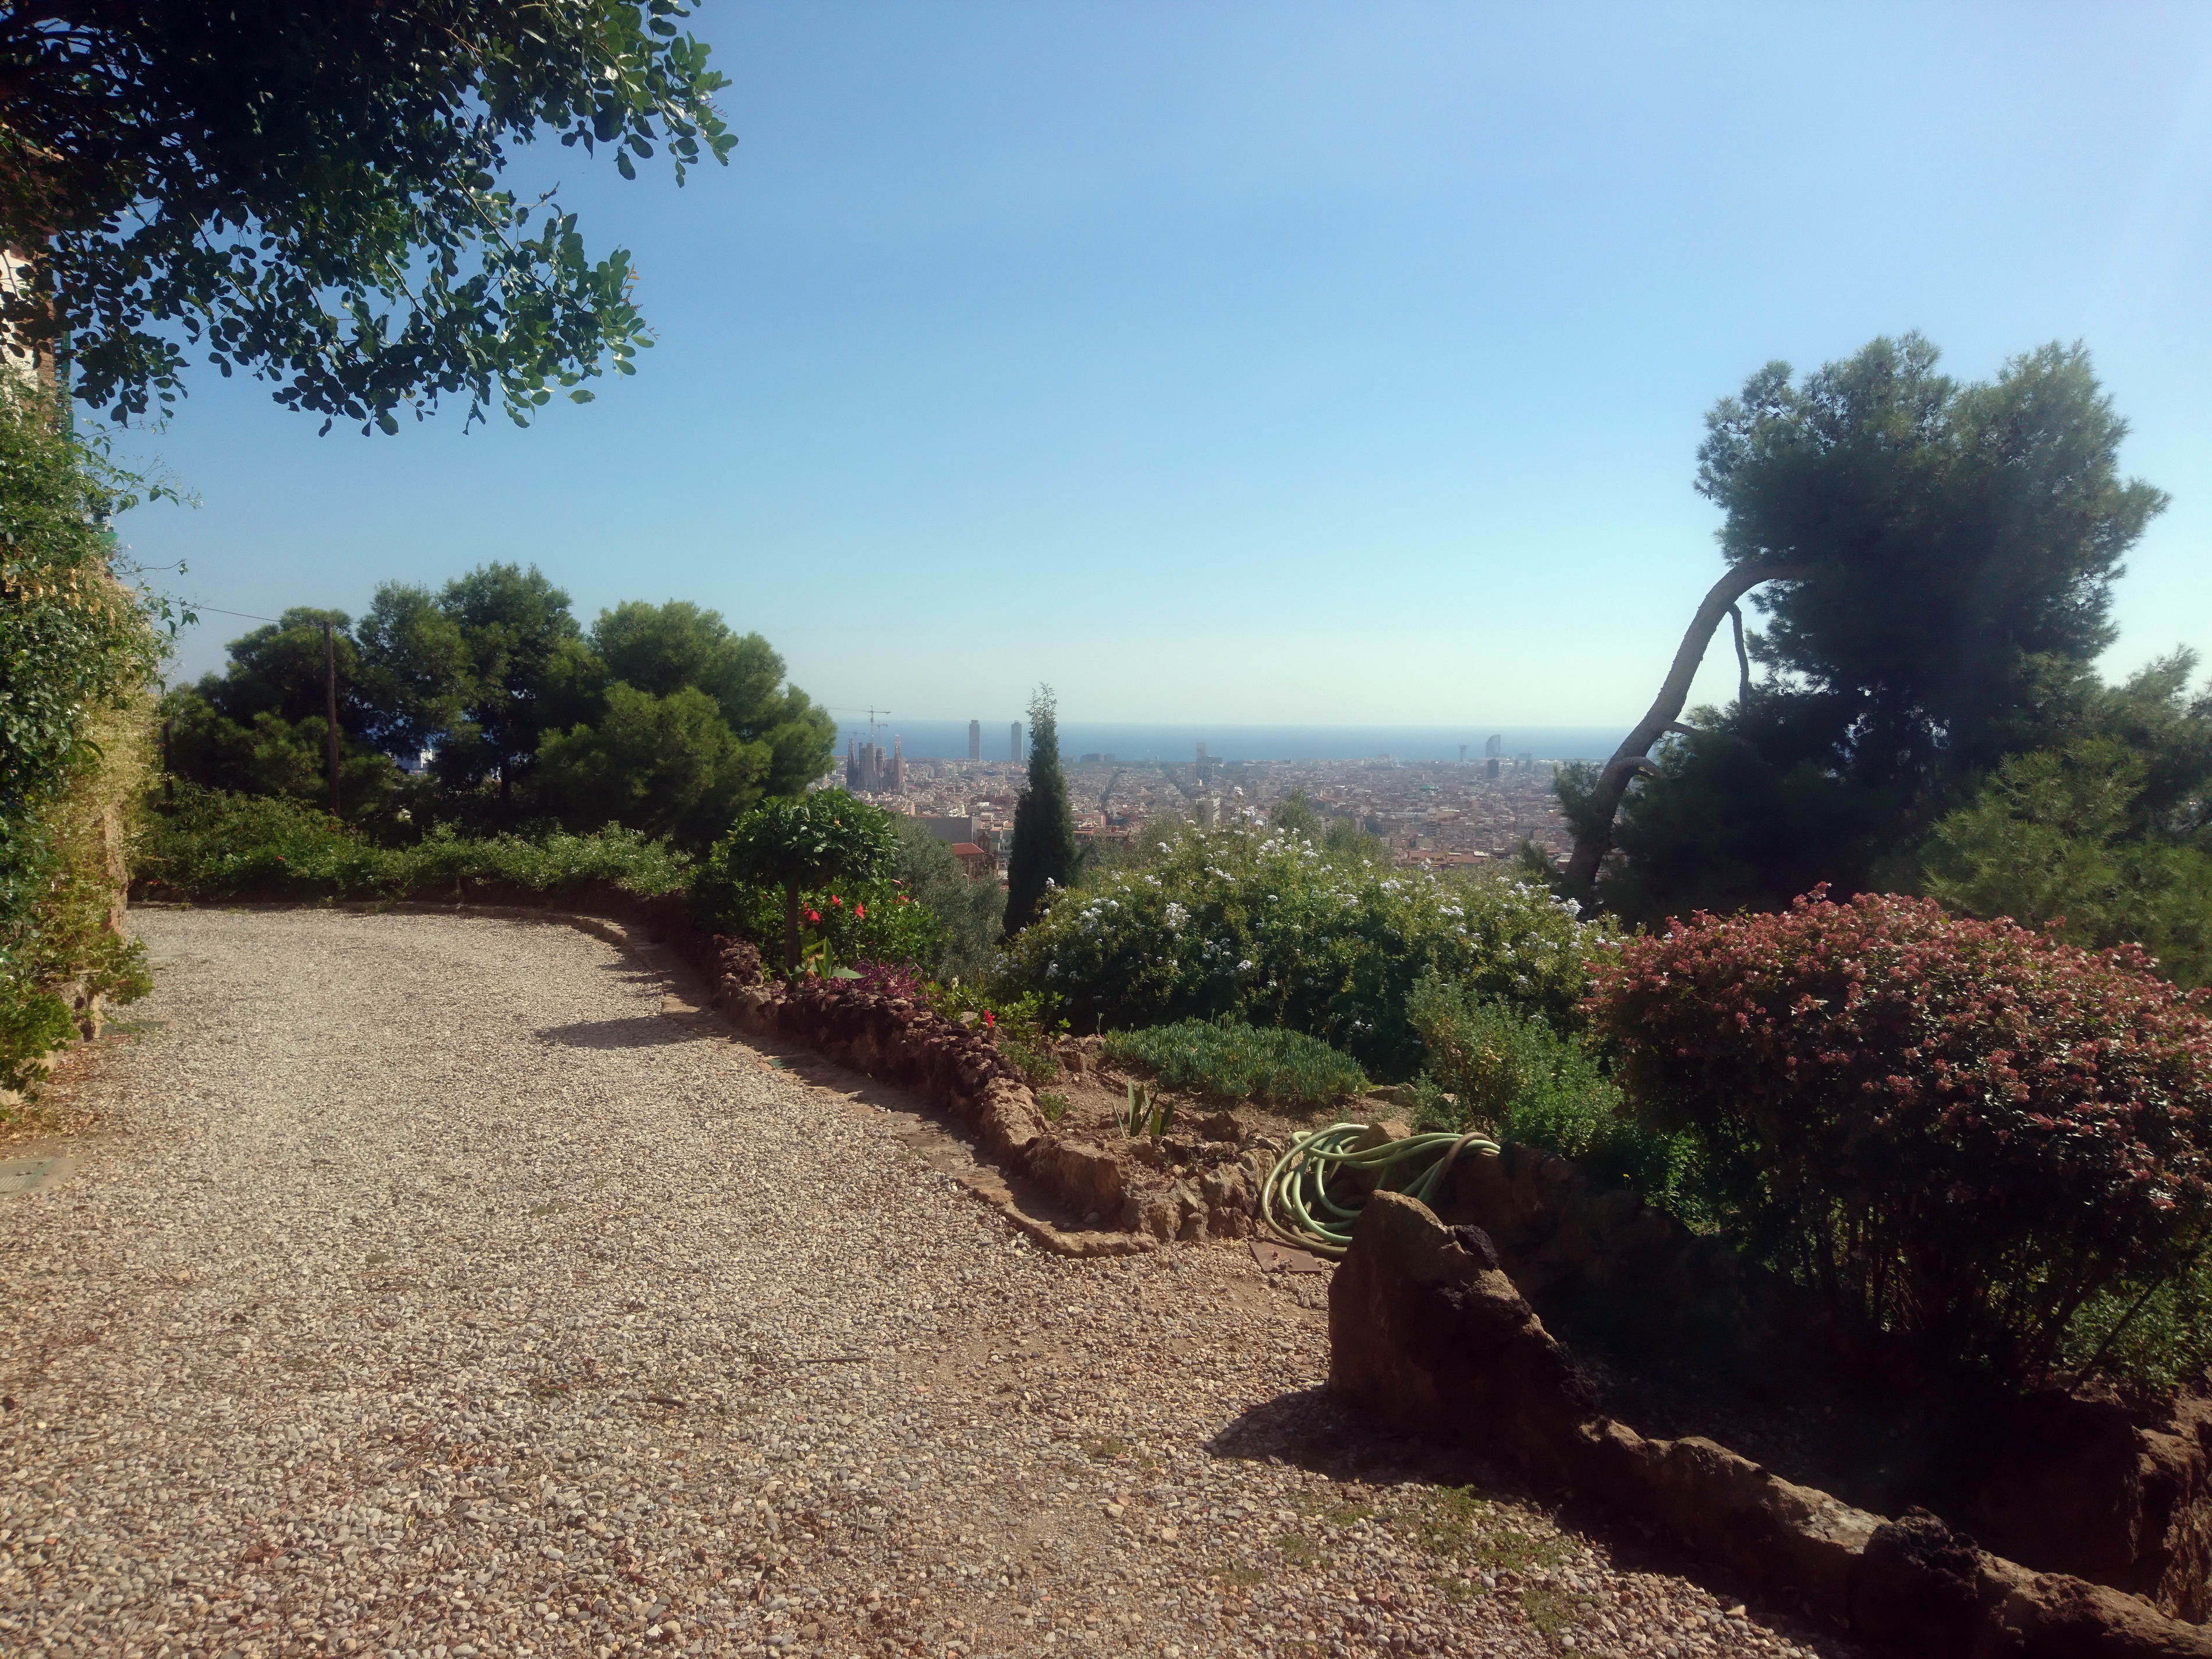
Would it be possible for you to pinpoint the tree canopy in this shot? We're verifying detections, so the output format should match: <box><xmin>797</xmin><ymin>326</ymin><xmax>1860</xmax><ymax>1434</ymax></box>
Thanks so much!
<box><xmin>711</xmin><ymin>790</ymin><xmax>896</xmax><ymax>970</ymax></box>
<box><xmin>1</xmin><ymin>1</ymin><xmax>735</xmax><ymax>430</ymax></box>
<box><xmin>1588</xmin><ymin>335</ymin><xmax>2168</xmax><ymax>923</ymax></box>
<box><xmin>162</xmin><ymin>568</ymin><xmax>835</xmax><ymax>842</ymax></box>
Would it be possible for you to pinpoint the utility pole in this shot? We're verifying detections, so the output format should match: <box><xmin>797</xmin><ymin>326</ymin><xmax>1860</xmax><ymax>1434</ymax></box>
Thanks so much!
<box><xmin>322</xmin><ymin>621</ymin><xmax>341</xmax><ymax>816</ymax></box>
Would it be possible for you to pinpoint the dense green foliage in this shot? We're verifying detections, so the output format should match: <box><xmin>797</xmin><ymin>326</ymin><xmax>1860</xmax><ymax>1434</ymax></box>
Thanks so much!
<box><xmin>140</xmin><ymin>784</ymin><xmax>692</xmax><ymax>901</ymax></box>
<box><xmin>4</xmin><ymin>1</ymin><xmax>735</xmax><ymax>430</ymax></box>
<box><xmin>699</xmin><ymin>790</ymin><xmax>896</xmax><ymax>970</ymax></box>
<box><xmin>890</xmin><ymin>816</ymin><xmax>1004</xmax><ymax>979</ymax></box>
<box><xmin>1589</xmin><ymin>891</ymin><xmax>2212</xmax><ymax>1388</ymax></box>
<box><xmin>1591</xmin><ymin>335</ymin><xmax>2167</xmax><ymax>924</ymax></box>
<box><xmin>1403</xmin><ymin>974</ymin><xmax>1690</xmax><ymax>1200</ymax></box>
<box><xmin>1005</xmin><ymin>820</ymin><xmax>1599</xmax><ymax>1077</ymax></box>
<box><xmin>1922</xmin><ymin>653</ymin><xmax>2212</xmax><ymax>987</ymax></box>
<box><xmin>1100</xmin><ymin>1020</ymin><xmax>1367</xmax><ymax>1112</ymax></box>
<box><xmin>1004</xmin><ymin>685</ymin><xmax>1077</xmax><ymax>934</ymax></box>
<box><xmin>162</xmin><ymin>575</ymin><xmax>835</xmax><ymax>842</ymax></box>
<box><xmin>0</xmin><ymin>381</ymin><xmax>164</xmax><ymax>1089</ymax></box>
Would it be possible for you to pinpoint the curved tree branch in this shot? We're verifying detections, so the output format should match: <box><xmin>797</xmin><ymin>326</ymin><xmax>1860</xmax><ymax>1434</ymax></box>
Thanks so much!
<box><xmin>1562</xmin><ymin>561</ymin><xmax>1807</xmax><ymax>898</ymax></box>
<box><xmin>1730</xmin><ymin>602</ymin><xmax>1752</xmax><ymax>710</ymax></box>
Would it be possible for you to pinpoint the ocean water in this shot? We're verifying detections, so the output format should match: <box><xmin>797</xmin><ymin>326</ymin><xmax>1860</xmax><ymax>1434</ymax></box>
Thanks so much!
<box><xmin>831</xmin><ymin>720</ymin><xmax>1626</xmax><ymax>764</ymax></box>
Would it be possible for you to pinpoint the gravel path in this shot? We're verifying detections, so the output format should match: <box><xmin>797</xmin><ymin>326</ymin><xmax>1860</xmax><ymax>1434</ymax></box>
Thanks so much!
<box><xmin>0</xmin><ymin>908</ymin><xmax>1862</xmax><ymax>1659</ymax></box>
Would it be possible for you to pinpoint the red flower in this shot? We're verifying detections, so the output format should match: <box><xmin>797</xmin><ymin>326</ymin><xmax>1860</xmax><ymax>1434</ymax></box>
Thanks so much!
<box><xmin>983</xmin><ymin>1010</ymin><xmax>996</xmax><ymax>1028</ymax></box>
<box><xmin>805</xmin><ymin>909</ymin><xmax>821</xmax><ymax>924</ymax></box>
<box><xmin>830</xmin><ymin>895</ymin><xmax>842</xmax><ymax>908</ymax></box>
<box><xmin>855</xmin><ymin>903</ymin><xmax>866</xmax><ymax>919</ymax></box>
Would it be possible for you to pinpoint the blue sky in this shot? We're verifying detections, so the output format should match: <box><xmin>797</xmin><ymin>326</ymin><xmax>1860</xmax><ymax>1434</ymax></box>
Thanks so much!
<box><xmin>114</xmin><ymin>1</ymin><xmax>2212</xmax><ymax>729</ymax></box>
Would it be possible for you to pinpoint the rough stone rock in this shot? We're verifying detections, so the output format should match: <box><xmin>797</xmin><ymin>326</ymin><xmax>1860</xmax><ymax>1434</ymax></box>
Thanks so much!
<box><xmin>1329</xmin><ymin>1190</ymin><xmax>2212</xmax><ymax>1659</ymax></box>
<box><xmin>1424</xmin><ymin>1135</ymin><xmax>2212</xmax><ymax>1612</ymax></box>
<box><xmin>1328</xmin><ymin>1192</ymin><xmax>1589</xmax><ymax>1462</ymax></box>
<box><xmin>1198</xmin><ymin>1108</ymin><xmax>1246</xmax><ymax>1143</ymax></box>
<box><xmin>1030</xmin><ymin>1135</ymin><xmax>1125</xmax><ymax>1220</ymax></box>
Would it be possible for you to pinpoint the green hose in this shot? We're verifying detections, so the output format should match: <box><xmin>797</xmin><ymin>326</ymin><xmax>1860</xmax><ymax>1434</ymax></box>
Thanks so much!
<box><xmin>1260</xmin><ymin>1122</ymin><xmax>1500</xmax><ymax>1258</ymax></box>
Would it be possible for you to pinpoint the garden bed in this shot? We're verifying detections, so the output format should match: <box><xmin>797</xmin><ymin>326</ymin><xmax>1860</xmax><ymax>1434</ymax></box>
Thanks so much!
<box><xmin>1332</xmin><ymin>1189</ymin><xmax>2212</xmax><ymax>1658</ymax></box>
<box><xmin>1419</xmin><ymin>1141</ymin><xmax>2212</xmax><ymax>1615</ymax></box>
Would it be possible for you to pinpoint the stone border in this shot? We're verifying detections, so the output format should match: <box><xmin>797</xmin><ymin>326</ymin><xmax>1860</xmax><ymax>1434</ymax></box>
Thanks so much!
<box><xmin>1331</xmin><ymin>1190</ymin><xmax>2212</xmax><ymax>1658</ymax></box>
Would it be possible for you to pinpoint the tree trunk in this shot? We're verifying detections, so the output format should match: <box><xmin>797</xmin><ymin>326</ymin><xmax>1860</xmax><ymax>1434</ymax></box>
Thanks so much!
<box><xmin>1562</xmin><ymin>561</ymin><xmax>1807</xmax><ymax>898</ymax></box>
<box><xmin>783</xmin><ymin>881</ymin><xmax>802</xmax><ymax>974</ymax></box>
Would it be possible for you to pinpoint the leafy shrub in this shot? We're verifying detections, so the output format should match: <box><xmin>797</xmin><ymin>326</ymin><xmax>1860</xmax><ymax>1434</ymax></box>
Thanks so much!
<box><xmin>1100</xmin><ymin>1019</ymin><xmax>1366</xmax><ymax>1112</ymax></box>
<box><xmin>696</xmin><ymin>790</ymin><xmax>896</xmax><ymax>971</ymax></box>
<box><xmin>692</xmin><ymin>874</ymin><xmax>945</xmax><ymax>979</ymax></box>
<box><xmin>1405</xmin><ymin>974</ymin><xmax>1692</xmax><ymax>1200</ymax></box>
<box><xmin>924</xmin><ymin>980</ymin><xmax>1065</xmax><ymax>1087</ymax></box>
<box><xmin>1</xmin><ymin>380</ymin><xmax>168</xmax><ymax>1089</ymax></box>
<box><xmin>1923</xmin><ymin>738</ymin><xmax>2212</xmax><ymax>988</ymax></box>
<box><xmin>891</xmin><ymin>816</ymin><xmax>1004</xmax><ymax>979</ymax></box>
<box><xmin>848</xmin><ymin>960</ymin><xmax>924</xmax><ymax>1000</ymax></box>
<box><xmin>1588</xmin><ymin>888</ymin><xmax>2212</xmax><ymax>1387</ymax></box>
<box><xmin>1004</xmin><ymin>820</ymin><xmax>1600</xmax><ymax>1077</ymax></box>
<box><xmin>139</xmin><ymin>785</ymin><xmax>693</xmax><ymax>901</ymax></box>
<box><xmin>2057</xmin><ymin>1258</ymin><xmax>2212</xmax><ymax>1397</ymax></box>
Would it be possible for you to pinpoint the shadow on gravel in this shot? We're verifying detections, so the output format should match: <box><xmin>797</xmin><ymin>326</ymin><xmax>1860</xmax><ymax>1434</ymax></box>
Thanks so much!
<box><xmin>1206</xmin><ymin>1387</ymin><xmax>1869</xmax><ymax>1654</ymax></box>
<box><xmin>535</xmin><ymin>1016</ymin><xmax>703</xmax><ymax>1049</ymax></box>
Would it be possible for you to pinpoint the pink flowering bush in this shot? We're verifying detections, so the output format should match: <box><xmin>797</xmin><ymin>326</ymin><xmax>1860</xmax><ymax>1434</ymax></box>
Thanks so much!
<box><xmin>1588</xmin><ymin>888</ymin><xmax>2212</xmax><ymax>1383</ymax></box>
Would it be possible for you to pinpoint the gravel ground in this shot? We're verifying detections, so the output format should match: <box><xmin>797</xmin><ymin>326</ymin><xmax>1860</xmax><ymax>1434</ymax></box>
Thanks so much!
<box><xmin>0</xmin><ymin>908</ymin><xmax>1865</xmax><ymax>1659</ymax></box>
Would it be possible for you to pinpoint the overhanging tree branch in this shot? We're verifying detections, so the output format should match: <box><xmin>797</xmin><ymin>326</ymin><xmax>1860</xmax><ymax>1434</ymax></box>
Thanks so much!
<box><xmin>1561</xmin><ymin>560</ymin><xmax>1807</xmax><ymax>897</ymax></box>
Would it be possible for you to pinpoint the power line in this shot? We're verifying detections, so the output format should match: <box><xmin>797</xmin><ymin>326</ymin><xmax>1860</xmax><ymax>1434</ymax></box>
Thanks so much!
<box><xmin>185</xmin><ymin>602</ymin><xmax>283</xmax><ymax>624</ymax></box>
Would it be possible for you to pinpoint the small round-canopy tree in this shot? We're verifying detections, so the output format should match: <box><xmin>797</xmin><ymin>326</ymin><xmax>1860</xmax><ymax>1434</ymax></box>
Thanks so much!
<box><xmin>711</xmin><ymin>790</ymin><xmax>895</xmax><ymax>972</ymax></box>
<box><xmin>1003</xmin><ymin>685</ymin><xmax>1077</xmax><ymax>935</ymax></box>
<box><xmin>0</xmin><ymin>1</ymin><xmax>736</xmax><ymax>430</ymax></box>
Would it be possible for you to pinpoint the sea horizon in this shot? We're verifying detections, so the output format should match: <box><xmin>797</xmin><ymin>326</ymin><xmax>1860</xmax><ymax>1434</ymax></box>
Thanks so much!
<box><xmin>831</xmin><ymin>720</ymin><xmax>1628</xmax><ymax>764</ymax></box>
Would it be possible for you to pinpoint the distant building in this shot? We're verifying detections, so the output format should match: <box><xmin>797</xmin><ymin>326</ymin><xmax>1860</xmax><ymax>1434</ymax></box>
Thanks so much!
<box><xmin>1484</xmin><ymin>734</ymin><xmax>1504</xmax><ymax>758</ymax></box>
<box><xmin>919</xmin><ymin>814</ymin><xmax>984</xmax><ymax>845</ymax></box>
<box><xmin>1516</xmin><ymin>753</ymin><xmax>1534</xmax><ymax>772</ymax></box>
<box><xmin>1458</xmin><ymin>743</ymin><xmax>1468</xmax><ymax>763</ymax></box>
<box><xmin>1486</xmin><ymin>757</ymin><xmax>1501</xmax><ymax>780</ymax></box>
<box><xmin>1196</xmin><ymin>741</ymin><xmax>1208</xmax><ymax>761</ymax></box>
<box><xmin>949</xmin><ymin>842</ymin><xmax>995</xmax><ymax>878</ymax></box>
<box><xmin>843</xmin><ymin>737</ymin><xmax>906</xmax><ymax>793</ymax></box>
<box><xmin>968</xmin><ymin>719</ymin><xmax>981</xmax><ymax>761</ymax></box>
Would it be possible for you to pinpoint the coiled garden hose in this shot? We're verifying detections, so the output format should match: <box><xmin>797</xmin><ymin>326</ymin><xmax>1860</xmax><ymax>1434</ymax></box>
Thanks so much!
<box><xmin>1260</xmin><ymin>1123</ymin><xmax>1500</xmax><ymax>1259</ymax></box>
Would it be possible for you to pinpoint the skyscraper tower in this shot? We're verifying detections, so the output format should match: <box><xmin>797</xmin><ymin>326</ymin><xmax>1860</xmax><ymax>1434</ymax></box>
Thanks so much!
<box><xmin>1484</xmin><ymin>734</ymin><xmax>1504</xmax><ymax>758</ymax></box>
<box><xmin>967</xmin><ymin>719</ymin><xmax>981</xmax><ymax>762</ymax></box>
<box><xmin>1010</xmin><ymin>722</ymin><xmax>1022</xmax><ymax>763</ymax></box>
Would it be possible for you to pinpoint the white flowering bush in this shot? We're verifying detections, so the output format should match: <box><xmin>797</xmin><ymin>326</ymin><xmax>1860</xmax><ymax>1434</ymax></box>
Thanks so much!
<box><xmin>1001</xmin><ymin>822</ymin><xmax>1604</xmax><ymax>1076</ymax></box>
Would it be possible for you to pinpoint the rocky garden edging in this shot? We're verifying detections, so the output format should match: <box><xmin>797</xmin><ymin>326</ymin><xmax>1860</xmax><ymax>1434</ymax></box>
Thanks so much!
<box><xmin>702</xmin><ymin>939</ymin><xmax>1274</xmax><ymax>1257</ymax></box>
<box><xmin>1332</xmin><ymin>1189</ymin><xmax>2212</xmax><ymax>1659</ymax></box>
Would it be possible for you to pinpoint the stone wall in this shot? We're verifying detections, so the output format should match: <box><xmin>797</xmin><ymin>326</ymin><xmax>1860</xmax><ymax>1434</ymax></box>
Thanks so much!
<box><xmin>1421</xmin><ymin>1142</ymin><xmax>2212</xmax><ymax>1615</ymax></box>
<box><xmin>1331</xmin><ymin>1192</ymin><xmax>2212</xmax><ymax>1659</ymax></box>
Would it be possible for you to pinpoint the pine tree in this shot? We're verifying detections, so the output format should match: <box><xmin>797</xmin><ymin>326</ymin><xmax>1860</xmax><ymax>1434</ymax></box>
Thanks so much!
<box><xmin>1004</xmin><ymin>685</ymin><xmax>1078</xmax><ymax>935</ymax></box>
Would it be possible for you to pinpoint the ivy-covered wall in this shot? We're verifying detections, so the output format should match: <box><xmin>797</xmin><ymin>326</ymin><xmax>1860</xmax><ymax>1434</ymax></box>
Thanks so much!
<box><xmin>0</xmin><ymin>381</ymin><xmax>164</xmax><ymax>1097</ymax></box>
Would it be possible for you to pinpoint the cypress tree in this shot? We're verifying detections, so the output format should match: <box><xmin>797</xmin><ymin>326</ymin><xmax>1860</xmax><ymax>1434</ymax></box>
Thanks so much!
<box><xmin>1003</xmin><ymin>685</ymin><xmax>1078</xmax><ymax>935</ymax></box>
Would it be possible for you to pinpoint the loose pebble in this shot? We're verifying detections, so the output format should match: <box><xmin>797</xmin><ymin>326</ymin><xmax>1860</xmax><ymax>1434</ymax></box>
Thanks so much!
<box><xmin>0</xmin><ymin>909</ymin><xmax>1862</xmax><ymax>1657</ymax></box>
